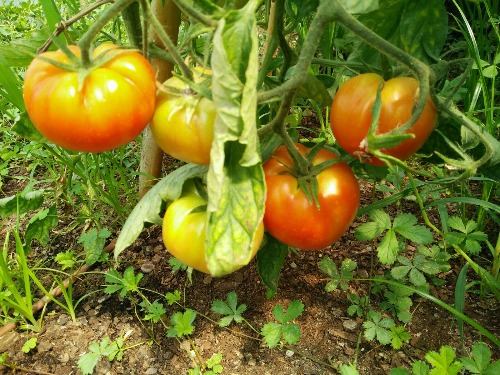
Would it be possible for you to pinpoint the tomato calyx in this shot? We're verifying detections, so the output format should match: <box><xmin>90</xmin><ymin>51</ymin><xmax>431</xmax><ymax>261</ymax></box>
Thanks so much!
<box><xmin>361</xmin><ymin>84</ymin><xmax>420</xmax><ymax>161</ymax></box>
<box><xmin>278</xmin><ymin>141</ymin><xmax>344</xmax><ymax>209</ymax></box>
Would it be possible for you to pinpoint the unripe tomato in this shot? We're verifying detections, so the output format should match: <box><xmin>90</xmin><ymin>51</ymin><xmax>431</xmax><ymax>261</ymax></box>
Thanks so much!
<box><xmin>263</xmin><ymin>144</ymin><xmax>360</xmax><ymax>250</ymax></box>
<box><xmin>150</xmin><ymin>76</ymin><xmax>216</xmax><ymax>165</ymax></box>
<box><xmin>23</xmin><ymin>43</ymin><xmax>156</xmax><ymax>153</ymax></box>
<box><xmin>329</xmin><ymin>73</ymin><xmax>438</xmax><ymax>165</ymax></box>
<box><xmin>162</xmin><ymin>192</ymin><xmax>264</xmax><ymax>274</ymax></box>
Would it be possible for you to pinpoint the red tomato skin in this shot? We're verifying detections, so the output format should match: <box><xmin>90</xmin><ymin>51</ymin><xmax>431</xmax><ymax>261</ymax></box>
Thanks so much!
<box><xmin>263</xmin><ymin>144</ymin><xmax>360</xmax><ymax>250</ymax></box>
<box><xmin>329</xmin><ymin>73</ymin><xmax>438</xmax><ymax>165</ymax></box>
<box><xmin>23</xmin><ymin>44</ymin><xmax>156</xmax><ymax>153</ymax></box>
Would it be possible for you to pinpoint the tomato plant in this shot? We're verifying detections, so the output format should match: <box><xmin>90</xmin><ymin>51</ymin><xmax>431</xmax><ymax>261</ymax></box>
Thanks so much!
<box><xmin>263</xmin><ymin>144</ymin><xmax>360</xmax><ymax>251</ymax></box>
<box><xmin>162</xmin><ymin>188</ymin><xmax>264</xmax><ymax>274</ymax></box>
<box><xmin>329</xmin><ymin>73</ymin><xmax>438</xmax><ymax>165</ymax></box>
<box><xmin>23</xmin><ymin>43</ymin><xmax>156</xmax><ymax>153</ymax></box>
<box><xmin>150</xmin><ymin>75</ymin><xmax>216</xmax><ymax>165</ymax></box>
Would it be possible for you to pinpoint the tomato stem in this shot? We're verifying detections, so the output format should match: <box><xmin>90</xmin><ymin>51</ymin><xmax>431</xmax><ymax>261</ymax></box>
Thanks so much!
<box><xmin>78</xmin><ymin>0</ymin><xmax>135</xmax><ymax>68</ymax></box>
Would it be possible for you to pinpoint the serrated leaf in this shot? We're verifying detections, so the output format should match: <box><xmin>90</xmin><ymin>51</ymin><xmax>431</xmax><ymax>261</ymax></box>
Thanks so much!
<box><xmin>378</xmin><ymin>229</ymin><xmax>399</xmax><ymax>264</ymax></box>
<box><xmin>284</xmin><ymin>300</ymin><xmax>304</xmax><ymax>321</ymax></box>
<box><xmin>460</xmin><ymin>342</ymin><xmax>492</xmax><ymax>374</ymax></box>
<box><xmin>281</xmin><ymin>323</ymin><xmax>301</xmax><ymax>345</ymax></box>
<box><xmin>78</xmin><ymin>228</ymin><xmax>111</xmax><ymax>266</ymax></box>
<box><xmin>78</xmin><ymin>351</ymin><xmax>100</xmax><ymax>375</ymax></box>
<box><xmin>355</xmin><ymin>221</ymin><xmax>386</xmax><ymax>240</ymax></box>
<box><xmin>256</xmin><ymin>233</ymin><xmax>288</xmax><ymax>298</ymax></box>
<box><xmin>426</xmin><ymin>346</ymin><xmax>462</xmax><ymax>375</ymax></box>
<box><xmin>24</xmin><ymin>204</ymin><xmax>58</xmax><ymax>251</ymax></box>
<box><xmin>409</xmin><ymin>268</ymin><xmax>427</xmax><ymax>286</ymax></box>
<box><xmin>115</xmin><ymin>164</ymin><xmax>207</xmax><ymax>259</ymax></box>
<box><xmin>413</xmin><ymin>361</ymin><xmax>431</xmax><ymax>375</ymax></box>
<box><xmin>390</xmin><ymin>326</ymin><xmax>410</xmax><ymax>349</ymax></box>
<box><xmin>392</xmin><ymin>213</ymin><xmax>418</xmax><ymax>230</ymax></box>
<box><xmin>391</xmin><ymin>265</ymin><xmax>411</xmax><ymax>280</ymax></box>
<box><xmin>318</xmin><ymin>256</ymin><xmax>339</xmax><ymax>278</ymax></box>
<box><xmin>0</xmin><ymin>190</ymin><xmax>44</xmax><ymax>218</ymax></box>
<box><xmin>167</xmin><ymin>309</ymin><xmax>197</xmax><ymax>338</ymax></box>
<box><xmin>447</xmin><ymin>216</ymin><xmax>466</xmax><ymax>233</ymax></box>
<box><xmin>261</xmin><ymin>322</ymin><xmax>282</xmax><ymax>348</ymax></box>
<box><xmin>206</xmin><ymin>2</ymin><xmax>265</xmax><ymax>276</ymax></box>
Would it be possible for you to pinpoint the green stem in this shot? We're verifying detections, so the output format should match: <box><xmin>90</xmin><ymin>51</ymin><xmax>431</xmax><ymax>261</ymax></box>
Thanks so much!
<box><xmin>172</xmin><ymin>0</ymin><xmax>219</xmax><ymax>27</ymax></box>
<box><xmin>141</xmin><ymin>0</ymin><xmax>193</xmax><ymax>79</ymax></box>
<box><xmin>257</xmin><ymin>0</ymin><xmax>277</xmax><ymax>87</ymax></box>
<box><xmin>78</xmin><ymin>0</ymin><xmax>136</xmax><ymax>68</ymax></box>
<box><xmin>258</xmin><ymin>0</ymin><xmax>328</xmax><ymax>103</ymax></box>
<box><xmin>436</xmin><ymin>99</ymin><xmax>495</xmax><ymax>171</ymax></box>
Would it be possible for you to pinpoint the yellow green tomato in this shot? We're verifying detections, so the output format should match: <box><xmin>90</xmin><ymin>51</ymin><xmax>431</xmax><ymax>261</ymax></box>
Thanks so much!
<box><xmin>151</xmin><ymin>76</ymin><xmax>216</xmax><ymax>165</ymax></box>
<box><xmin>162</xmin><ymin>192</ymin><xmax>264</xmax><ymax>274</ymax></box>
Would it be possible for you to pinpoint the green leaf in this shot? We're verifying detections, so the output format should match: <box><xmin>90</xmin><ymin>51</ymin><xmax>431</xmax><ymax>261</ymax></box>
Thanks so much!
<box><xmin>206</xmin><ymin>2</ymin><xmax>265</xmax><ymax>276</ymax></box>
<box><xmin>283</xmin><ymin>300</ymin><xmax>304</xmax><ymax>321</ymax></box>
<box><xmin>378</xmin><ymin>229</ymin><xmax>399</xmax><ymax>264</ymax></box>
<box><xmin>0</xmin><ymin>189</ymin><xmax>44</xmax><ymax>218</ymax></box>
<box><xmin>340</xmin><ymin>364</ymin><xmax>360</xmax><ymax>375</ymax></box>
<box><xmin>281</xmin><ymin>323</ymin><xmax>301</xmax><ymax>345</ymax></box>
<box><xmin>115</xmin><ymin>164</ymin><xmax>207</xmax><ymax>260</ymax></box>
<box><xmin>0</xmin><ymin>31</ymin><xmax>49</xmax><ymax>67</ymax></box>
<box><xmin>261</xmin><ymin>322</ymin><xmax>282</xmax><ymax>348</ymax></box>
<box><xmin>448</xmin><ymin>216</ymin><xmax>467</xmax><ymax>233</ymax></box>
<box><xmin>287</xmin><ymin>67</ymin><xmax>333</xmax><ymax>107</ymax></box>
<box><xmin>408</xmin><ymin>268</ymin><xmax>427</xmax><ymax>286</ymax></box>
<box><xmin>413</xmin><ymin>361</ymin><xmax>431</xmax><ymax>375</ymax></box>
<box><xmin>393</xmin><ymin>214</ymin><xmax>434</xmax><ymax>244</ymax></box>
<box><xmin>211</xmin><ymin>291</ymin><xmax>247</xmax><ymax>326</ymax></box>
<box><xmin>256</xmin><ymin>234</ymin><xmax>288</xmax><ymax>298</ymax></box>
<box><xmin>166</xmin><ymin>290</ymin><xmax>181</xmax><ymax>305</ymax></box>
<box><xmin>0</xmin><ymin>55</ymin><xmax>25</xmax><ymax>111</ymax></box>
<box><xmin>399</xmin><ymin>0</ymin><xmax>448</xmax><ymax>61</ymax></box>
<box><xmin>142</xmin><ymin>300</ymin><xmax>166</xmax><ymax>323</ymax></box>
<box><xmin>24</xmin><ymin>205</ymin><xmax>58</xmax><ymax>251</ymax></box>
<box><xmin>425</xmin><ymin>346</ymin><xmax>462</xmax><ymax>375</ymax></box>
<box><xmin>78</xmin><ymin>350</ymin><xmax>100</xmax><ymax>375</ymax></box>
<box><xmin>342</xmin><ymin>0</ymin><xmax>379</xmax><ymax>14</ymax></box>
<box><xmin>390</xmin><ymin>326</ymin><xmax>410</xmax><ymax>349</ymax></box>
<box><xmin>55</xmin><ymin>250</ymin><xmax>77</xmax><ymax>270</ymax></box>
<box><xmin>355</xmin><ymin>221</ymin><xmax>386</xmax><ymax>240</ymax></box>
<box><xmin>391</xmin><ymin>265</ymin><xmax>411</xmax><ymax>280</ymax></box>
<box><xmin>78</xmin><ymin>228</ymin><xmax>111</xmax><ymax>266</ymax></box>
<box><xmin>167</xmin><ymin>309</ymin><xmax>197</xmax><ymax>338</ymax></box>
<box><xmin>22</xmin><ymin>337</ymin><xmax>37</xmax><ymax>353</ymax></box>
<box><xmin>390</xmin><ymin>369</ymin><xmax>410</xmax><ymax>375</ymax></box>
<box><xmin>460</xmin><ymin>342</ymin><xmax>498</xmax><ymax>374</ymax></box>
<box><xmin>350</xmin><ymin>0</ymin><xmax>448</xmax><ymax>66</ymax></box>
<box><xmin>12</xmin><ymin>113</ymin><xmax>45</xmax><ymax>142</ymax></box>
<box><xmin>104</xmin><ymin>267</ymin><xmax>143</xmax><ymax>298</ymax></box>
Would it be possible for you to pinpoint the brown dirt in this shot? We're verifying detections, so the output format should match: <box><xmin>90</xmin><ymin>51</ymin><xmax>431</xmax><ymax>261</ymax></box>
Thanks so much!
<box><xmin>0</xmin><ymin>171</ymin><xmax>498</xmax><ymax>375</ymax></box>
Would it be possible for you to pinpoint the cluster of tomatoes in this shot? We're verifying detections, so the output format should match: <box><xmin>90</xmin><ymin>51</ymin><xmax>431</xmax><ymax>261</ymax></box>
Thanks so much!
<box><xmin>23</xmin><ymin>45</ymin><xmax>438</xmax><ymax>275</ymax></box>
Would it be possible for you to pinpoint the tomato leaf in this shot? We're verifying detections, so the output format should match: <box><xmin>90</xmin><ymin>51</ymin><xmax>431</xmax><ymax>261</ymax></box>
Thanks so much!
<box><xmin>12</xmin><ymin>113</ymin><xmax>46</xmax><ymax>143</ymax></box>
<box><xmin>0</xmin><ymin>189</ymin><xmax>44</xmax><ymax>218</ymax></box>
<box><xmin>206</xmin><ymin>0</ymin><xmax>266</xmax><ymax>276</ymax></box>
<box><xmin>256</xmin><ymin>234</ymin><xmax>288</xmax><ymax>298</ymax></box>
<box><xmin>24</xmin><ymin>204</ymin><xmax>58</xmax><ymax>252</ymax></box>
<box><xmin>114</xmin><ymin>164</ymin><xmax>207</xmax><ymax>260</ymax></box>
<box><xmin>349</xmin><ymin>0</ymin><xmax>448</xmax><ymax>66</ymax></box>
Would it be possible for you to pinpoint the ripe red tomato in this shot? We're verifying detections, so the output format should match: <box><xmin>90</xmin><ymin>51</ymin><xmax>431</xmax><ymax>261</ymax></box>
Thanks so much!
<box><xmin>150</xmin><ymin>75</ymin><xmax>216</xmax><ymax>165</ymax></box>
<box><xmin>263</xmin><ymin>144</ymin><xmax>360</xmax><ymax>250</ymax></box>
<box><xmin>329</xmin><ymin>73</ymin><xmax>438</xmax><ymax>165</ymax></box>
<box><xmin>23</xmin><ymin>43</ymin><xmax>156</xmax><ymax>153</ymax></box>
<box><xmin>162</xmin><ymin>190</ymin><xmax>264</xmax><ymax>274</ymax></box>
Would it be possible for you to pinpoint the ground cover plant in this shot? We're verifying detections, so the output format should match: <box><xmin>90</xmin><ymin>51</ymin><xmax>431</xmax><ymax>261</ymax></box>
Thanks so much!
<box><xmin>0</xmin><ymin>0</ymin><xmax>499</xmax><ymax>374</ymax></box>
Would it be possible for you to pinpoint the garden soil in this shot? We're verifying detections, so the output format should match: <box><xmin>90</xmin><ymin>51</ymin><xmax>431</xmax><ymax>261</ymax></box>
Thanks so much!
<box><xmin>0</xmin><ymin>174</ymin><xmax>498</xmax><ymax>375</ymax></box>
